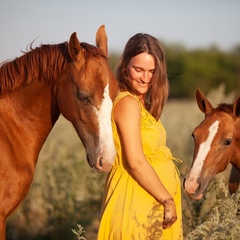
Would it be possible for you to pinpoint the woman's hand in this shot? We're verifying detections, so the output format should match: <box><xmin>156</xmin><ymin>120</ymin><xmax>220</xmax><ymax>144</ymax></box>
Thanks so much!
<box><xmin>162</xmin><ymin>198</ymin><xmax>177</xmax><ymax>229</ymax></box>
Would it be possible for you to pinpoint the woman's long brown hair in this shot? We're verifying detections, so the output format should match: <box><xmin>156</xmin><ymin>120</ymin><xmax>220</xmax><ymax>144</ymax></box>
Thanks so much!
<box><xmin>115</xmin><ymin>33</ymin><xmax>169</xmax><ymax>120</ymax></box>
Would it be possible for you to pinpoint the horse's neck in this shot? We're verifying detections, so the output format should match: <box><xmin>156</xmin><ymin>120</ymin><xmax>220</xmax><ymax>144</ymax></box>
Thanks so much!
<box><xmin>2</xmin><ymin>82</ymin><xmax>59</xmax><ymax>160</ymax></box>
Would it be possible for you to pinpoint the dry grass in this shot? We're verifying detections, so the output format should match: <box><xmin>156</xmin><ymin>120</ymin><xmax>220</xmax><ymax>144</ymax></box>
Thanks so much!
<box><xmin>6</xmin><ymin>85</ymin><xmax>238</xmax><ymax>239</ymax></box>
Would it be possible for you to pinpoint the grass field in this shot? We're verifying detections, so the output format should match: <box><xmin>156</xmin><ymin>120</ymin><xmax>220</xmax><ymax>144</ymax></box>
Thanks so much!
<box><xmin>7</xmin><ymin>86</ymin><xmax>239</xmax><ymax>239</ymax></box>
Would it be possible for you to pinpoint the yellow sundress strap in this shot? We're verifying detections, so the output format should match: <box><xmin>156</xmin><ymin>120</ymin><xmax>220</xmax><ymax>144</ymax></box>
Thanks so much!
<box><xmin>172</xmin><ymin>157</ymin><xmax>183</xmax><ymax>176</ymax></box>
<box><xmin>172</xmin><ymin>157</ymin><xmax>183</xmax><ymax>163</ymax></box>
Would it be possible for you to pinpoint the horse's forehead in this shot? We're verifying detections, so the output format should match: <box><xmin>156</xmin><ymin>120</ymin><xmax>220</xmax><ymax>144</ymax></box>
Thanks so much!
<box><xmin>196</xmin><ymin>116</ymin><xmax>217</xmax><ymax>136</ymax></box>
<box><xmin>74</xmin><ymin>57</ymin><xmax>108</xmax><ymax>89</ymax></box>
<box><xmin>72</xmin><ymin>55</ymin><xmax>117</xmax><ymax>103</ymax></box>
<box><xmin>205</xmin><ymin>111</ymin><xmax>233</xmax><ymax>127</ymax></box>
<box><xmin>87</xmin><ymin>57</ymin><xmax>117</xmax><ymax>95</ymax></box>
<box><xmin>210</xmin><ymin>111</ymin><xmax>235</xmax><ymax>130</ymax></box>
<box><xmin>88</xmin><ymin>57</ymin><xmax>109</xmax><ymax>78</ymax></box>
<box><xmin>197</xmin><ymin>111</ymin><xmax>234</xmax><ymax>140</ymax></box>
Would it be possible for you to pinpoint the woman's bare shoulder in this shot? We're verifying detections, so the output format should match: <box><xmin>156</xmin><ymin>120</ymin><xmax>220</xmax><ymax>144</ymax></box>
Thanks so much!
<box><xmin>114</xmin><ymin>95</ymin><xmax>140</xmax><ymax>124</ymax></box>
<box><xmin>115</xmin><ymin>95</ymin><xmax>139</xmax><ymax>113</ymax></box>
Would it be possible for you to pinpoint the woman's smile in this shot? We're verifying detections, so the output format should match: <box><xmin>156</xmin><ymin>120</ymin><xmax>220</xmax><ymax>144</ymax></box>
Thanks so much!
<box><xmin>127</xmin><ymin>52</ymin><xmax>155</xmax><ymax>94</ymax></box>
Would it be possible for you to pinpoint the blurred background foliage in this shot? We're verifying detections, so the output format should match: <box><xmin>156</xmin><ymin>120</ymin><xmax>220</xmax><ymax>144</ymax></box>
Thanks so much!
<box><xmin>6</xmin><ymin>43</ymin><xmax>240</xmax><ymax>239</ymax></box>
<box><xmin>166</xmin><ymin>44</ymin><xmax>240</xmax><ymax>98</ymax></box>
<box><xmin>110</xmin><ymin>42</ymin><xmax>240</xmax><ymax>98</ymax></box>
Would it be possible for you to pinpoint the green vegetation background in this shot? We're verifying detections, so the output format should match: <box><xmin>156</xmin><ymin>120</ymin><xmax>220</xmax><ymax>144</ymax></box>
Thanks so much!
<box><xmin>6</xmin><ymin>43</ymin><xmax>240</xmax><ymax>239</ymax></box>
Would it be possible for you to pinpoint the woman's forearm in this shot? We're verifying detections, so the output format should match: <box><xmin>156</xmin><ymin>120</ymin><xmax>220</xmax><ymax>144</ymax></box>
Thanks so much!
<box><xmin>128</xmin><ymin>159</ymin><xmax>172</xmax><ymax>204</ymax></box>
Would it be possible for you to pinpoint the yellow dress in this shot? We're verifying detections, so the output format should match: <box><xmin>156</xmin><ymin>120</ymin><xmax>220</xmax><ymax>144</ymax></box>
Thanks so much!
<box><xmin>97</xmin><ymin>92</ymin><xmax>183</xmax><ymax>240</ymax></box>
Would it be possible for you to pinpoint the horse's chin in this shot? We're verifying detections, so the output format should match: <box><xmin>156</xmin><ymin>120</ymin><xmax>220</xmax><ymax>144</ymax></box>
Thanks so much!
<box><xmin>87</xmin><ymin>155</ymin><xmax>112</xmax><ymax>173</ymax></box>
<box><xmin>186</xmin><ymin>192</ymin><xmax>203</xmax><ymax>200</ymax></box>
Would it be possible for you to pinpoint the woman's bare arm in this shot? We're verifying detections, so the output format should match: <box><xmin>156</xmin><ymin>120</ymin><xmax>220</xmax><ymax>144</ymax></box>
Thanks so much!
<box><xmin>113</xmin><ymin>95</ymin><xmax>177</xmax><ymax>228</ymax></box>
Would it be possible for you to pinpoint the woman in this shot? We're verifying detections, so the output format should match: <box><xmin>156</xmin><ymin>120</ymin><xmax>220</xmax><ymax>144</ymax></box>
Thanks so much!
<box><xmin>97</xmin><ymin>33</ymin><xmax>183</xmax><ymax>240</ymax></box>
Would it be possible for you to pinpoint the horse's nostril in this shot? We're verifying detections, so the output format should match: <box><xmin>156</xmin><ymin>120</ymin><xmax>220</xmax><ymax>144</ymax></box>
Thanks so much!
<box><xmin>183</xmin><ymin>178</ymin><xmax>186</xmax><ymax>188</ymax></box>
<box><xmin>99</xmin><ymin>157</ymin><xmax>103</xmax><ymax>167</ymax></box>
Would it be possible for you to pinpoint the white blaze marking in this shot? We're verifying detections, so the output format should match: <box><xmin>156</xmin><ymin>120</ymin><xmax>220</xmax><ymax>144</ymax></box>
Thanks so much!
<box><xmin>189</xmin><ymin>120</ymin><xmax>219</xmax><ymax>179</ymax></box>
<box><xmin>96</xmin><ymin>83</ymin><xmax>116</xmax><ymax>163</ymax></box>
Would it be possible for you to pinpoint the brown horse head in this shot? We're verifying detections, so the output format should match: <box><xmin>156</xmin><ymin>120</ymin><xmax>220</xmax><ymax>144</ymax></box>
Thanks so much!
<box><xmin>54</xmin><ymin>26</ymin><xmax>118</xmax><ymax>172</ymax></box>
<box><xmin>184</xmin><ymin>88</ymin><xmax>240</xmax><ymax>199</ymax></box>
<box><xmin>0</xmin><ymin>26</ymin><xmax>119</xmax><ymax>239</ymax></box>
<box><xmin>0</xmin><ymin>25</ymin><xmax>118</xmax><ymax>173</ymax></box>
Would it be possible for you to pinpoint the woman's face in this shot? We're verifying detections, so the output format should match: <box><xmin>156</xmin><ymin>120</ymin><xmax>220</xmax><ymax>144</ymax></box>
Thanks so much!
<box><xmin>127</xmin><ymin>52</ymin><xmax>155</xmax><ymax>95</ymax></box>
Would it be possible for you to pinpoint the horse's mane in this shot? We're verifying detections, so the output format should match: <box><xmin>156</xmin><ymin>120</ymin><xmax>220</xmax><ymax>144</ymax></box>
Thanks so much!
<box><xmin>216</xmin><ymin>103</ymin><xmax>236</xmax><ymax>118</ymax></box>
<box><xmin>0</xmin><ymin>41</ymin><xmax>106</xmax><ymax>96</ymax></box>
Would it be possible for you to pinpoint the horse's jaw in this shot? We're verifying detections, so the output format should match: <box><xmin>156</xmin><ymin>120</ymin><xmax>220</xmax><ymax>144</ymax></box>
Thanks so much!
<box><xmin>231</xmin><ymin>146</ymin><xmax>240</xmax><ymax>170</ymax></box>
<box><xmin>74</xmin><ymin>128</ymin><xmax>115</xmax><ymax>173</ymax></box>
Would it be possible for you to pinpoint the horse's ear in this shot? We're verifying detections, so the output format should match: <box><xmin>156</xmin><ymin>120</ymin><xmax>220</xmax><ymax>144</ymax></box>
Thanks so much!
<box><xmin>196</xmin><ymin>88</ymin><xmax>213</xmax><ymax>114</ymax></box>
<box><xmin>96</xmin><ymin>25</ymin><xmax>108</xmax><ymax>56</ymax></box>
<box><xmin>68</xmin><ymin>32</ymin><xmax>82</xmax><ymax>61</ymax></box>
<box><xmin>233</xmin><ymin>96</ymin><xmax>240</xmax><ymax>117</ymax></box>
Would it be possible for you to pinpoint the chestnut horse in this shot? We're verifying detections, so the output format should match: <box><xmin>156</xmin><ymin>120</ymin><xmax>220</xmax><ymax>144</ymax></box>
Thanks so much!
<box><xmin>0</xmin><ymin>25</ymin><xmax>118</xmax><ymax>239</ymax></box>
<box><xmin>184</xmin><ymin>88</ymin><xmax>240</xmax><ymax>200</ymax></box>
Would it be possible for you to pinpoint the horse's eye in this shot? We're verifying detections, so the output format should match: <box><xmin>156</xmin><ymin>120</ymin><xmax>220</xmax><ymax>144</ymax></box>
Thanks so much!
<box><xmin>223</xmin><ymin>139</ymin><xmax>232</xmax><ymax>146</ymax></box>
<box><xmin>82</xmin><ymin>97</ymin><xmax>90</xmax><ymax>104</ymax></box>
<box><xmin>77</xmin><ymin>92</ymin><xmax>91</xmax><ymax>105</ymax></box>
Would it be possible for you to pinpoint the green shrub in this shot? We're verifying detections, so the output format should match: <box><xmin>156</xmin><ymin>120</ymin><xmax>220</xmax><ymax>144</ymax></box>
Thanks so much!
<box><xmin>186</xmin><ymin>176</ymin><xmax>240</xmax><ymax>240</ymax></box>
